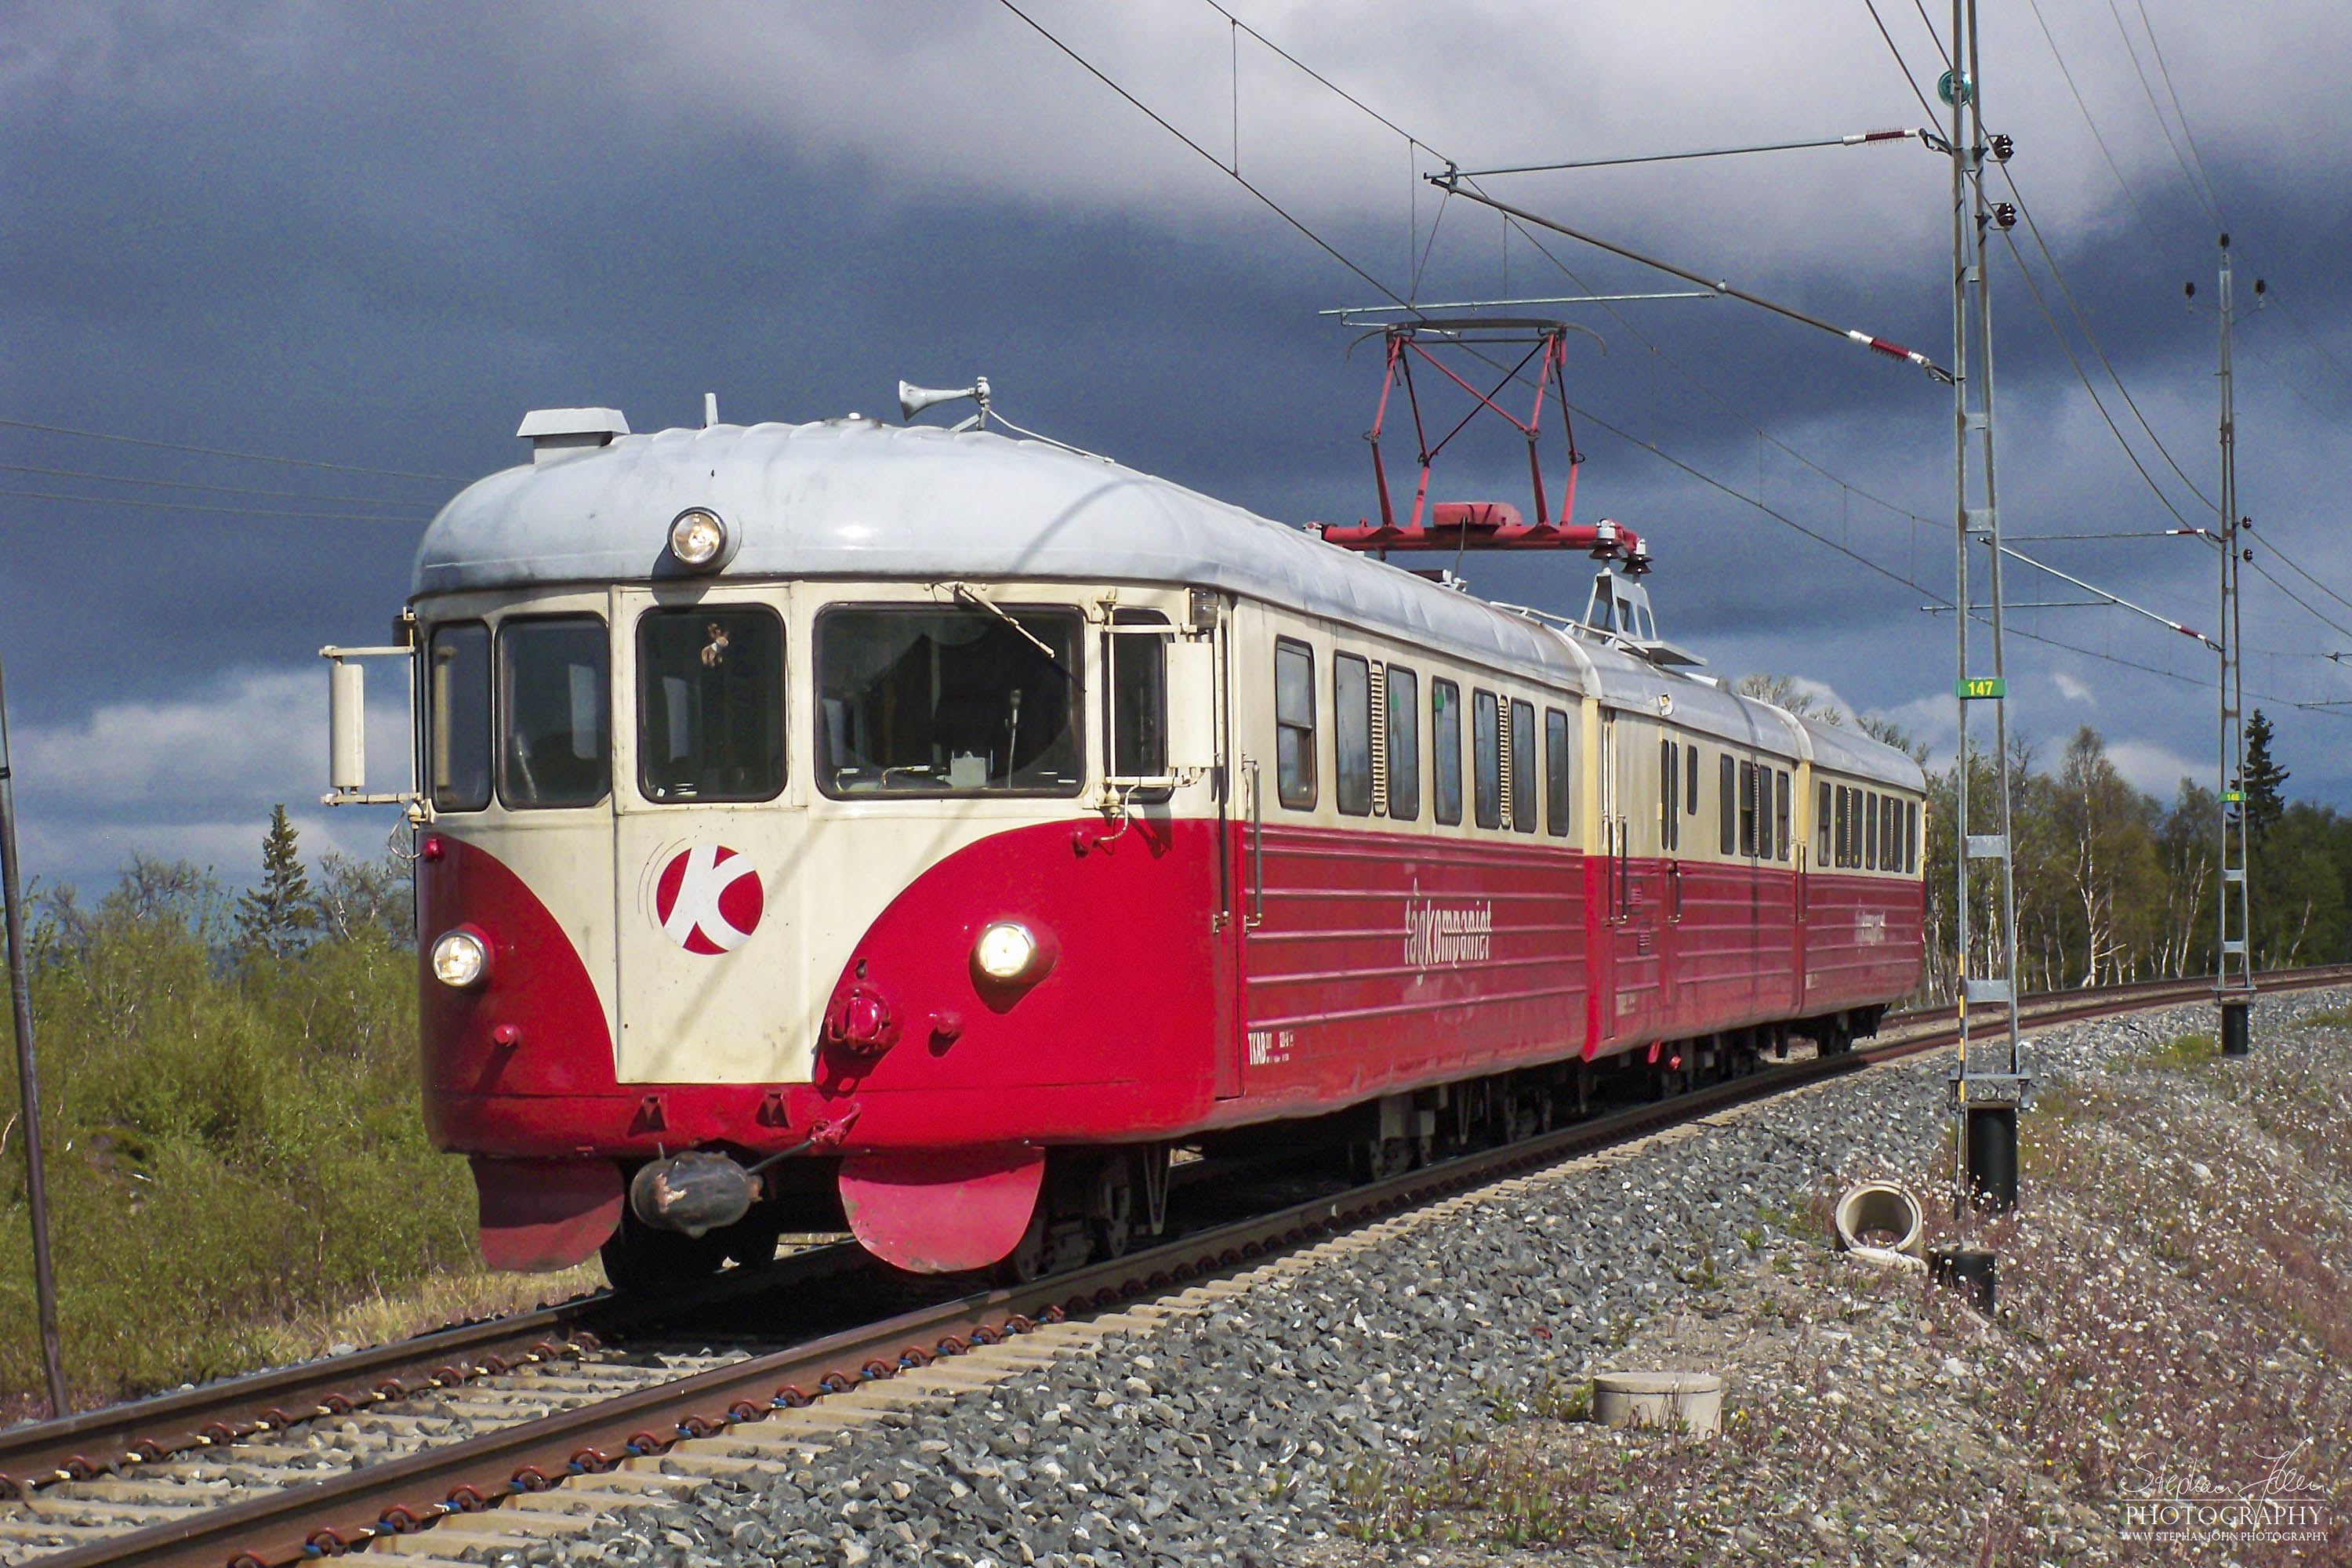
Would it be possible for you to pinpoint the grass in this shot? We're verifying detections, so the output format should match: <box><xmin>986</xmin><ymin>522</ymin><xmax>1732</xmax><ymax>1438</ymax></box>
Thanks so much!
<box><xmin>2107</xmin><ymin>1029</ymin><xmax>2219</xmax><ymax>1073</ymax></box>
<box><xmin>0</xmin><ymin>850</ymin><xmax>517</xmax><ymax>1416</ymax></box>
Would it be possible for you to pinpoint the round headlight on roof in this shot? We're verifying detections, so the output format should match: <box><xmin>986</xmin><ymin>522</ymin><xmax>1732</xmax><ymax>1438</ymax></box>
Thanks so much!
<box><xmin>668</xmin><ymin>507</ymin><xmax>728</xmax><ymax>570</ymax></box>
<box><xmin>430</xmin><ymin>927</ymin><xmax>492</xmax><ymax>989</ymax></box>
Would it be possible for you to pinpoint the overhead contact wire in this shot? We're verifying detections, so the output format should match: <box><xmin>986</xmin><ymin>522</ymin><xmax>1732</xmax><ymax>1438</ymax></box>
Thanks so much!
<box><xmin>992</xmin><ymin>0</ymin><xmax>1410</xmax><ymax>310</ymax></box>
<box><xmin>1425</xmin><ymin>175</ymin><xmax>1954</xmax><ymax>383</ymax></box>
<box><xmin>0</xmin><ymin>417</ymin><xmax>465</xmax><ymax>481</ymax></box>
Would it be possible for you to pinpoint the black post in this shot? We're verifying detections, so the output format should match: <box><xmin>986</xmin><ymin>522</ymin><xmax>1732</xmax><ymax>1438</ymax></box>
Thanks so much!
<box><xmin>1963</xmin><ymin>1105</ymin><xmax>2017</xmax><ymax>1211</ymax></box>
<box><xmin>2220</xmin><ymin>999</ymin><xmax>2252</xmax><ymax>1058</ymax></box>
<box><xmin>0</xmin><ymin>646</ymin><xmax>67</xmax><ymax>1417</ymax></box>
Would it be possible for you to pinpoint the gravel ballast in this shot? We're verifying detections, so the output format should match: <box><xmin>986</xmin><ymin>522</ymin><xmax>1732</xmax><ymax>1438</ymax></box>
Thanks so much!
<box><xmin>490</xmin><ymin>987</ymin><xmax>2352</xmax><ymax>1567</ymax></box>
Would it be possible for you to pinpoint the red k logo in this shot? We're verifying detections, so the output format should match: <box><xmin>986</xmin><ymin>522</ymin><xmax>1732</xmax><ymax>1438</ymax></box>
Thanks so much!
<box><xmin>652</xmin><ymin>844</ymin><xmax>764</xmax><ymax>955</ymax></box>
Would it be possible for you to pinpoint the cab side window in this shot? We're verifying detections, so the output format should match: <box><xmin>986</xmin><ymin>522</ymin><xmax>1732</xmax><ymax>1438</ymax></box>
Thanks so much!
<box><xmin>428</xmin><ymin>621</ymin><xmax>492</xmax><ymax>812</ymax></box>
<box><xmin>1274</xmin><ymin>637</ymin><xmax>1317</xmax><ymax>810</ymax></box>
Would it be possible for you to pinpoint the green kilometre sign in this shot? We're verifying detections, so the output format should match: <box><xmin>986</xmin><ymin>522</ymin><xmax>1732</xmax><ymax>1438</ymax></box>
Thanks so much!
<box><xmin>1956</xmin><ymin>677</ymin><xmax>2006</xmax><ymax>700</ymax></box>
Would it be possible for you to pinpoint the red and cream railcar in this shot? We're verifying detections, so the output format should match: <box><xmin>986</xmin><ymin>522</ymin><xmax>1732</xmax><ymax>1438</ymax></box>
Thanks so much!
<box><xmin>358</xmin><ymin>406</ymin><xmax>1924</xmax><ymax>1286</ymax></box>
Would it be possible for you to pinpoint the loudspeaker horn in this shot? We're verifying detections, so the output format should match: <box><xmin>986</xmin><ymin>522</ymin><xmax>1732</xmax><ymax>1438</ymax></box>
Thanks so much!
<box><xmin>898</xmin><ymin>376</ymin><xmax>989</xmax><ymax>423</ymax></box>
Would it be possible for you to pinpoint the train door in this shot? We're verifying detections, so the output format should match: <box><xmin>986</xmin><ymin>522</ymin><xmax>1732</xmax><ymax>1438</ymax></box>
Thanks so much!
<box><xmin>608</xmin><ymin>583</ymin><xmax>807</xmax><ymax>1087</ymax></box>
<box><xmin>1791</xmin><ymin>762</ymin><xmax>1811</xmax><ymax>1014</ymax></box>
<box><xmin>1592</xmin><ymin>712</ymin><xmax>1661</xmax><ymax>1041</ymax></box>
<box><xmin>1610</xmin><ymin>715</ymin><xmax>1661</xmax><ymax>1030</ymax></box>
<box><xmin>1203</xmin><ymin>597</ymin><xmax>1243</xmax><ymax>1099</ymax></box>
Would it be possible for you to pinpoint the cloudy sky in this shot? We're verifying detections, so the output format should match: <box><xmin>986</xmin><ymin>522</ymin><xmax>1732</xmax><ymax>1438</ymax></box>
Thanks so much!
<box><xmin>4</xmin><ymin>0</ymin><xmax>2348</xmax><ymax>892</ymax></box>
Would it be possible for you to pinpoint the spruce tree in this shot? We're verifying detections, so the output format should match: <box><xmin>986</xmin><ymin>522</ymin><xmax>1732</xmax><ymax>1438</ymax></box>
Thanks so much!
<box><xmin>237</xmin><ymin>804</ymin><xmax>317</xmax><ymax>957</ymax></box>
<box><xmin>2241</xmin><ymin>710</ymin><xmax>2288</xmax><ymax>840</ymax></box>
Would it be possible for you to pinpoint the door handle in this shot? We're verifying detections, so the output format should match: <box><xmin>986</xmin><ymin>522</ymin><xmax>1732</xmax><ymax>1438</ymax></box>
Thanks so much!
<box><xmin>1244</xmin><ymin>756</ymin><xmax>1265</xmax><ymax>930</ymax></box>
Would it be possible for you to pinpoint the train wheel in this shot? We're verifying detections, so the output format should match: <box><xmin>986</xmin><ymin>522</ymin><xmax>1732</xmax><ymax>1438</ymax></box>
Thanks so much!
<box><xmin>600</xmin><ymin>1216</ymin><xmax>729</xmax><ymax>1294</ymax></box>
<box><xmin>991</xmin><ymin>1201</ymin><xmax>1051</xmax><ymax>1287</ymax></box>
<box><xmin>722</xmin><ymin>1216</ymin><xmax>784</xmax><ymax>1271</ymax></box>
<box><xmin>1089</xmin><ymin>1160</ymin><xmax>1135</xmax><ymax>1261</ymax></box>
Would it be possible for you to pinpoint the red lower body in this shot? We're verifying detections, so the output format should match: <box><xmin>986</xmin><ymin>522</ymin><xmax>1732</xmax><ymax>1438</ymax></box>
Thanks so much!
<box><xmin>420</xmin><ymin>815</ymin><xmax>1922</xmax><ymax>1272</ymax></box>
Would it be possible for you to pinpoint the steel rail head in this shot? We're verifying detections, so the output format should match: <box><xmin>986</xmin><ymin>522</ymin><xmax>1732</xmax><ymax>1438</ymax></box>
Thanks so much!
<box><xmin>27</xmin><ymin>962</ymin><xmax>2352</xmax><ymax>1568</ymax></box>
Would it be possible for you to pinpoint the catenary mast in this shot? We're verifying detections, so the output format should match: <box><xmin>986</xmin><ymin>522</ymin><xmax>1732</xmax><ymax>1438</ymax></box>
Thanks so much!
<box><xmin>1946</xmin><ymin>0</ymin><xmax>2027</xmax><ymax>1209</ymax></box>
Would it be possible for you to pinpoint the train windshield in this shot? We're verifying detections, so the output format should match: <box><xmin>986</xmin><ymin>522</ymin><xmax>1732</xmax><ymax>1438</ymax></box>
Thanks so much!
<box><xmin>499</xmin><ymin>616</ymin><xmax>611</xmax><ymax>809</ymax></box>
<box><xmin>815</xmin><ymin>605</ymin><xmax>1083</xmax><ymax>796</ymax></box>
<box><xmin>637</xmin><ymin>607</ymin><xmax>786</xmax><ymax>803</ymax></box>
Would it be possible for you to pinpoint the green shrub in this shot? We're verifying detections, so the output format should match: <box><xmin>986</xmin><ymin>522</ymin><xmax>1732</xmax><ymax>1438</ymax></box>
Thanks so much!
<box><xmin>0</xmin><ymin>840</ymin><xmax>476</xmax><ymax>1407</ymax></box>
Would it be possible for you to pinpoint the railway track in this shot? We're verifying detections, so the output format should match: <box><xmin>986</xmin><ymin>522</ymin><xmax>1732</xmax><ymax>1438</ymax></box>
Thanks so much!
<box><xmin>6</xmin><ymin>964</ymin><xmax>2345</xmax><ymax>1568</ymax></box>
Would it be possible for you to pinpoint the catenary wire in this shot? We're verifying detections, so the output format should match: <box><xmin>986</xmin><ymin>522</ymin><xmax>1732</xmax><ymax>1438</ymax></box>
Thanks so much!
<box><xmin>993</xmin><ymin>0</ymin><xmax>1409</xmax><ymax>310</ymax></box>
<box><xmin>0</xmin><ymin>417</ymin><xmax>465</xmax><ymax>482</ymax></box>
<box><xmin>1011</xmin><ymin>1</ymin><xmax>2339</xmax><ymax>717</ymax></box>
<box><xmin>0</xmin><ymin>487</ymin><xmax>434</xmax><ymax>523</ymax></box>
<box><xmin>0</xmin><ymin>460</ymin><xmax>440</xmax><ymax>510</ymax></box>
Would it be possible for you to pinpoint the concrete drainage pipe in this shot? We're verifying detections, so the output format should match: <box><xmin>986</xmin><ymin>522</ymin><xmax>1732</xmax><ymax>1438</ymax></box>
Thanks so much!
<box><xmin>1834</xmin><ymin>1181</ymin><xmax>1927</xmax><ymax>1272</ymax></box>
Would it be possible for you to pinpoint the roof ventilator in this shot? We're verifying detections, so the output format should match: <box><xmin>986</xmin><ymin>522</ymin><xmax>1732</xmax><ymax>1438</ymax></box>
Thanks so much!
<box><xmin>517</xmin><ymin>407</ymin><xmax>630</xmax><ymax>466</ymax></box>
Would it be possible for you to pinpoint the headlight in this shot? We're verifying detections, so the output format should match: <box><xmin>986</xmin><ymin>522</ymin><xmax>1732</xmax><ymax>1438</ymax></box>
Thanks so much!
<box><xmin>974</xmin><ymin>922</ymin><xmax>1038</xmax><ymax>981</ymax></box>
<box><xmin>667</xmin><ymin>507</ymin><xmax>728</xmax><ymax>569</ymax></box>
<box><xmin>430</xmin><ymin>927</ymin><xmax>491</xmax><ymax>988</ymax></box>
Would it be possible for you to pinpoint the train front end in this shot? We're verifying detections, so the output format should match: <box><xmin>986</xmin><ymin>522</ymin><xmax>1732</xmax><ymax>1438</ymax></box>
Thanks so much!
<box><xmin>390</xmin><ymin>413</ymin><xmax>1233</xmax><ymax>1285</ymax></box>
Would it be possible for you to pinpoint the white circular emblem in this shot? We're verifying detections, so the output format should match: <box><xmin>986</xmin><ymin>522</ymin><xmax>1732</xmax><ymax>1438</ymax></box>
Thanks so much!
<box><xmin>652</xmin><ymin>844</ymin><xmax>764</xmax><ymax>955</ymax></box>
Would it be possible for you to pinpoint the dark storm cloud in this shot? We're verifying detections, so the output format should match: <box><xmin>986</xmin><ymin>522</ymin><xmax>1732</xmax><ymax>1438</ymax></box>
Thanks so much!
<box><xmin>3</xmin><ymin>1</ymin><xmax>2348</xmax><ymax>887</ymax></box>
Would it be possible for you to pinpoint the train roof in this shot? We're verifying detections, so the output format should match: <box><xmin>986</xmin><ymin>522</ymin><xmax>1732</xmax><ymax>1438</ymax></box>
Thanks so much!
<box><xmin>415</xmin><ymin>417</ymin><xmax>1922</xmax><ymax>791</ymax></box>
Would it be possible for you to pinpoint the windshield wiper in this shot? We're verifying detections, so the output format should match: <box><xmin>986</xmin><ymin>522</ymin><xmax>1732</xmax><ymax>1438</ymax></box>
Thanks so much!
<box><xmin>949</xmin><ymin>583</ymin><xmax>1075</xmax><ymax>680</ymax></box>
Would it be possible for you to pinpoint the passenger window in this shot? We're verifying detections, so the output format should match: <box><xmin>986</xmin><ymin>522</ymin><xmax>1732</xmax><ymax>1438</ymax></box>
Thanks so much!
<box><xmin>1334</xmin><ymin>654</ymin><xmax>1373</xmax><ymax>817</ymax></box>
<box><xmin>816</xmin><ymin>605</ymin><xmax>1082</xmax><ymax>796</ymax></box>
<box><xmin>1660</xmin><ymin>739</ymin><xmax>1679</xmax><ymax>851</ymax></box>
<box><xmin>1757</xmin><ymin>764</ymin><xmax>1775</xmax><ymax>860</ymax></box>
<box><xmin>1545</xmin><ymin>708</ymin><xmax>1570</xmax><ymax>837</ymax></box>
<box><xmin>499</xmin><ymin>616</ymin><xmax>610</xmax><ymax>809</ymax></box>
<box><xmin>1509</xmin><ymin>699</ymin><xmax>1537</xmax><ymax>833</ymax></box>
<box><xmin>1775</xmin><ymin>771</ymin><xmax>1791</xmax><ymax>862</ymax></box>
<box><xmin>1472</xmin><ymin>689</ymin><xmax>1502</xmax><ymax>830</ymax></box>
<box><xmin>1833</xmin><ymin>786</ymin><xmax>1849</xmax><ymax>866</ymax></box>
<box><xmin>1738</xmin><ymin>760</ymin><xmax>1758</xmax><ymax>857</ymax></box>
<box><xmin>1718</xmin><ymin>753</ymin><xmax>1736</xmax><ymax>855</ymax></box>
<box><xmin>637</xmin><ymin>607</ymin><xmax>785</xmax><ymax>804</ymax></box>
<box><xmin>1908</xmin><ymin>800</ymin><xmax>1921</xmax><ymax>873</ymax></box>
<box><xmin>1686</xmin><ymin>745</ymin><xmax>1699</xmax><ymax>816</ymax></box>
<box><xmin>1817</xmin><ymin>780</ymin><xmax>1833</xmax><ymax>866</ymax></box>
<box><xmin>1109</xmin><ymin>612</ymin><xmax>1168</xmax><ymax>781</ymax></box>
<box><xmin>1866</xmin><ymin>793</ymin><xmax>1880</xmax><ymax>870</ymax></box>
<box><xmin>1274</xmin><ymin>638</ymin><xmax>1317</xmax><ymax>809</ymax></box>
<box><xmin>1432</xmin><ymin>680</ymin><xmax>1463</xmax><ymax>825</ymax></box>
<box><xmin>1386</xmin><ymin>666</ymin><xmax>1421</xmax><ymax>822</ymax></box>
<box><xmin>427</xmin><ymin>621</ymin><xmax>491</xmax><ymax>813</ymax></box>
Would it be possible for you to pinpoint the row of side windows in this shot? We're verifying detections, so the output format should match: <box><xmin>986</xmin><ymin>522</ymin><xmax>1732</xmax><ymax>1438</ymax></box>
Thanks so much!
<box><xmin>1275</xmin><ymin>639</ymin><xmax>1570</xmax><ymax>835</ymax></box>
<box><xmin>1657</xmin><ymin>738</ymin><xmax>1791</xmax><ymax>862</ymax></box>
<box><xmin>1816</xmin><ymin>782</ymin><xmax>1920</xmax><ymax>873</ymax></box>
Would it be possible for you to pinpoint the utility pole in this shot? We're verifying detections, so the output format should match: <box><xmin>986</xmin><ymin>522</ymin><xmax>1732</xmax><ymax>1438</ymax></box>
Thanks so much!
<box><xmin>1945</xmin><ymin>0</ymin><xmax>2027</xmax><ymax>1210</ymax></box>
<box><xmin>2209</xmin><ymin>234</ymin><xmax>2258</xmax><ymax>1054</ymax></box>
<box><xmin>0</xmin><ymin>644</ymin><xmax>68</xmax><ymax>1416</ymax></box>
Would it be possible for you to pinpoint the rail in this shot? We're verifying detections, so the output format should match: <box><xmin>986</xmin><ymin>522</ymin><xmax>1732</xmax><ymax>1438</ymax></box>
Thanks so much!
<box><xmin>12</xmin><ymin>962</ymin><xmax>2349</xmax><ymax>1568</ymax></box>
